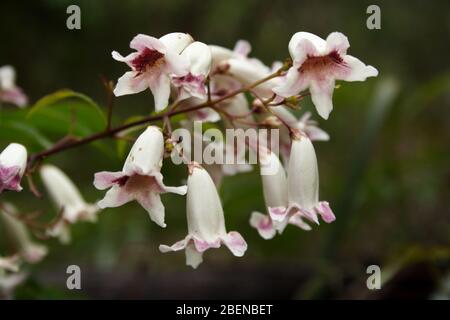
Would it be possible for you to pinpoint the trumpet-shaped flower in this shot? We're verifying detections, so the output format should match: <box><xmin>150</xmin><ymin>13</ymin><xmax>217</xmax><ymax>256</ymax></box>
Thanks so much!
<box><xmin>273</xmin><ymin>136</ymin><xmax>336</xmax><ymax>229</ymax></box>
<box><xmin>250</xmin><ymin>151</ymin><xmax>289</xmax><ymax>239</ymax></box>
<box><xmin>112</xmin><ymin>33</ymin><xmax>192</xmax><ymax>111</ymax></box>
<box><xmin>40</xmin><ymin>165</ymin><xmax>100</xmax><ymax>243</ymax></box>
<box><xmin>0</xmin><ymin>65</ymin><xmax>28</xmax><ymax>107</ymax></box>
<box><xmin>273</xmin><ymin>32</ymin><xmax>378</xmax><ymax>119</ymax></box>
<box><xmin>159</xmin><ymin>165</ymin><xmax>247</xmax><ymax>268</ymax></box>
<box><xmin>173</xmin><ymin>41</ymin><xmax>212</xmax><ymax>101</ymax></box>
<box><xmin>0</xmin><ymin>143</ymin><xmax>27</xmax><ymax>193</ymax></box>
<box><xmin>94</xmin><ymin>126</ymin><xmax>187</xmax><ymax>227</ymax></box>
<box><xmin>0</xmin><ymin>203</ymin><xmax>47</xmax><ymax>264</ymax></box>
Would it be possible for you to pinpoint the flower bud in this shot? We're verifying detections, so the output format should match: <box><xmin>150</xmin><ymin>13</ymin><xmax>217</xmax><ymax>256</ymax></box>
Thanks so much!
<box><xmin>0</xmin><ymin>143</ymin><xmax>27</xmax><ymax>193</ymax></box>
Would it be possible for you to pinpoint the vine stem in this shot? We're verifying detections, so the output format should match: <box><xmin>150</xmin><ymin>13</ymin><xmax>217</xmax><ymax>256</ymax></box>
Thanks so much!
<box><xmin>26</xmin><ymin>67</ymin><xmax>286</xmax><ymax>172</ymax></box>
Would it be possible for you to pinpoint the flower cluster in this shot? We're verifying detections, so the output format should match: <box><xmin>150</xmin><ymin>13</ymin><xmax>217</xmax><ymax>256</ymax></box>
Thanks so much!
<box><xmin>0</xmin><ymin>31</ymin><xmax>377</xmax><ymax>275</ymax></box>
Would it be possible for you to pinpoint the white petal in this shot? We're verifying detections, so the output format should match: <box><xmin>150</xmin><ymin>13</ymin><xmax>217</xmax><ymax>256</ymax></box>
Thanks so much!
<box><xmin>288</xmin><ymin>32</ymin><xmax>326</xmax><ymax>59</ymax></box>
<box><xmin>309</xmin><ymin>79</ymin><xmax>335</xmax><ymax>120</ymax></box>
<box><xmin>159</xmin><ymin>236</ymin><xmax>189</xmax><ymax>252</ymax></box>
<box><xmin>249</xmin><ymin>211</ymin><xmax>276</xmax><ymax>240</ymax></box>
<box><xmin>233</xmin><ymin>39</ymin><xmax>251</xmax><ymax>56</ymax></box>
<box><xmin>305</xmin><ymin>126</ymin><xmax>330</xmax><ymax>141</ymax></box>
<box><xmin>272</xmin><ymin>66</ymin><xmax>309</xmax><ymax>97</ymax></box>
<box><xmin>209</xmin><ymin>45</ymin><xmax>234</xmax><ymax>70</ymax></box>
<box><xmin>148</xmin><ymin>74</ymin><xmax>171</xmax><ymax>111</ymax></box>
<box><xmin>181</xmin><ymin>41</ymin><xmax>212</xmax><ymax>76</ymax></box>
<box><xmin>0</xmin><ymin>65</ymin><xmax>16</xmax><ymax>89</ymax></box>
<box><xmin>113</xmin><ymin>71</ymin><xmax>148</xmax><ymax>96</ymax></box>
<box><xmin>136</xmin><ymin>191</ymin><xmax>166</xmax><ymax>227</ymax></box>
<box><xmin>339</xmin><ymin>55</ymin><xmax>379</xmax><ymax>82</ymax></box>
<box><xmin>97</xmin><ymin>186</ymin><xmax>133</xmax><ymax>208</ymax></box>
<box><xmin>222</xmin><ymin>231</ymin><xmax>247</xmax><ymax>257</ymax></box>
<box><xmin>185</xmin><ymin>243</ymin><xmax>203</xmax><ymax>269</ymax></box>
<box><xmin>130</xmin><ymin>34</ymin><xmax>166</xmax><ymax>53</ymax></box>
<box><xmin>289</xmin><ymin>213</ymin><xmax>312</xmax><ymax>231</ymax></box>
<box><xmin>159</xmin><ymin>32</ymin><xmax>193</xmax><ymax>54</ymax></box>
<box><xmin>326</xmin><ymin>32</ymin><xmax>350</xmax><ymax>55</ymax></box>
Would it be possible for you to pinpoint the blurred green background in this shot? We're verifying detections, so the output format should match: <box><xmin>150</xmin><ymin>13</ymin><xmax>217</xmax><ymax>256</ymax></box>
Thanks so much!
<box><xmin>0</xmin><ymin>0</ymin><xmax>449</xmax><ymax>299</ymax></box>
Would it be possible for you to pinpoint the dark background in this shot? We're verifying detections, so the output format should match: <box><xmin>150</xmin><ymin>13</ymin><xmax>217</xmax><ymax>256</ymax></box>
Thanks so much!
<box><xmin>0</xmin><ymin>0</ymin><xmax>449</xmax><ymax>299</ymax></box>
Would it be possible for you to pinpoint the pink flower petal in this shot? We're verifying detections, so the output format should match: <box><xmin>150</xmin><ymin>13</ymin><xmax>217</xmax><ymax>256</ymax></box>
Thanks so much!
<box><xmin>268</xmin><ymin>206</ymin><xmax>288</xmax><ymax>222</ymax></box>
<box><xmin>0</xmin><ymin>88</ymin><xmax>28</xmax><ymax>107</ymax></box>
<box><xmin>316</xmin><ymin>201</ymin><xmax>336</xmax><ymax>223</ymax></box>
<box><xmin>93</xmin><ymin>171</ymin><xmax>127</xmax><ymax>190</ymax></box>
<box><xmin>222</xmin><ymin>231</ymin><xmax>247</xmax><ymax>257</ymax></box>
<box><xmin>0</xmin><ymin>165</ymin><xmax>22</xmax><ymax>193</ymax></box>
<box><xmin>193</xmin><ymin>237</ymin><xmax>221</xmax><ymax>253</ymax></box>
<box><xmin>249</xmin><ymin>211</ymin><xmax>276</xmax><ymax>240</ymax></box>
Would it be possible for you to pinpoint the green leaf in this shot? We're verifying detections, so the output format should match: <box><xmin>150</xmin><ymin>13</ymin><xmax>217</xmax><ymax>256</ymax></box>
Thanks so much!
<box><xmin>0</xmin><ymin>109</ymin><xmax>52</xmax><ymax>152</ymax></box>
<box><xmin>25</xmin><ymin>89</ymin><xmax>117</xmax><ymax>158</ymax></box>
<box><xmin>27</xmin><ymin>89</ymin><xmax>106</xmax><ymax>138</ymax></box>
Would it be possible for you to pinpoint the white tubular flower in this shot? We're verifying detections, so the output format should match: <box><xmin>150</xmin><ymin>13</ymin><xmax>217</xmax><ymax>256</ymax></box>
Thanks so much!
<box><xmin>273</xmin><ymin>32</ymin><xmax>378</xmax><ymax>119</ymax></box>
<box><xmin>0</xmin><ymin>271</ymin><xmax>27</xmax><ymax>300</ymax></box>
<box><xmin>0</xmin><ymin>143</ymin><xmax>27</xmax><ymax>193</ymax></box>
<box><xmin>211</xmin><ymin>39</ymin><xmax>279</xmax><ymax>99</ymax></box>
<box><xmin>173</xmin><ymin>41</ymin><xmax>212</xmax><ymax>101</ymax></box>
<box><xmin>225</xmin><ymin>58</ymin><xmax>278</xmax><ymax>98</ymax></box>
<box><xmin>0</xmin><ymin>203</ymin><xmax>47</xmax><ymax>264</ymax></box>
<box><xmin>112</xmin><ymin>33</ymin><xmax>191</xmax><ymax>111</ymax></box>
<box><xmin>282</xmin><ymin>136</ymin><xmax>335</xmax><ymax>229</ymax></box>
<box><xmin>209</xmin><ymin>39</ymin><xmax>250</xmax><ymax>71</ymax></box>
<box><xmin>0</xmin><ymin>65</ymin><xmax>28</xmax><ymax>107</ymax></box>
<box><xmin>39</xmin><ymin>165</ymin><xmax>99</xmax><ymax>244</ymax></box>
<box><xmin>159</xmin><ymin>166</ymin><xmax>247</xmax><ymax>269</ymax></box>
<box><xmin>250</xmin><ymin>151</ymin><xmax>289</xmax><ymax>239</ymax></box>
<box><xmin>94</xmin><ymin>126</ymin><xmax>187</xmax><ymax>227</ymax></box>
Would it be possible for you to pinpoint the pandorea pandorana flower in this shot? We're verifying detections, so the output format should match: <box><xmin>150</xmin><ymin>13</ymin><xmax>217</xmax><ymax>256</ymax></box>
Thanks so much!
<box><xmin>0</xmin><ymin>203</ymin><xmax>48</xmax><ymax>264</ymax></box>
<box><xmin>0</xmin><ymin>143</ymin><xmax>27</xmax><ymax>193</ymax></box>
<box><xmin>250</xmin><ymin>151</ymin><xmax>289</xmax><ymax>239</ymax></box>
<box><xmin>40</xmin><ymin>165</ymin><xmax>99</xmax><ymax>244</ymax></box>
<box><xmin>112</xmin><ymin>33</ymin><xmax>192</xmax><ymax>111</ymax></box>
<box><xmin>0</xmin><ymin>65</ymin><xmax>28</xmax><ymax>107</ymax></box>
<box><xmin>172</xmin><ymin>41</ymin><xmax>212</xmax><ymax>101</ymax></box>
<box><xmin>94</xmin><ymin>126</ymin><xmax>187</xmax><ymax>227</ymax></box>
<box><xmin>274</xmin><ymin>32</ymin><xmax>378</xmax><ymax>119</ymax></box>
<box><xmin>159</xmin><ymin>165</ymin><xmax>247</xmax><ymax>269</ymax></box>
<box><xmin>281</xmin><ymin>135</ymin><xmax>336</xmax><ymax>229</ymax></box>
